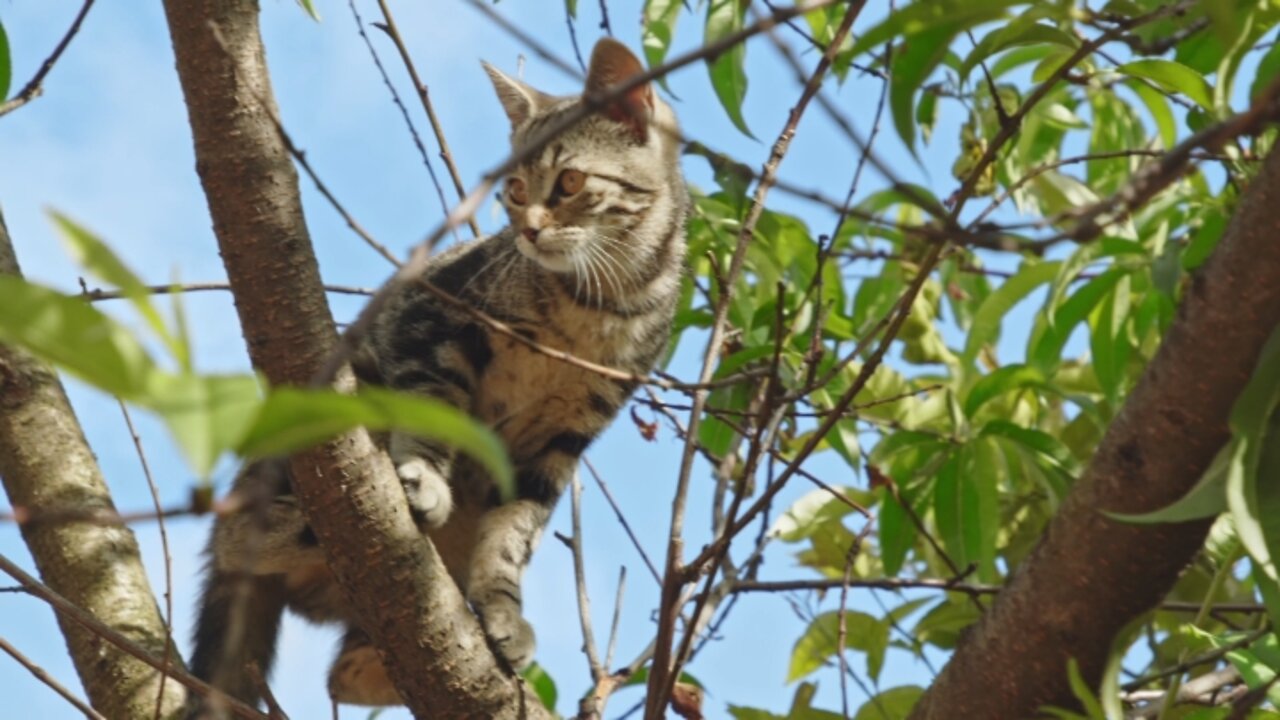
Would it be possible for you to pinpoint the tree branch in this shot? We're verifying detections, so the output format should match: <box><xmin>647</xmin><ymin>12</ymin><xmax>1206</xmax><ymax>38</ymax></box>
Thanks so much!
<box><xmin>160</xmin><ymin>1</ymin><xmax>546</xmax><ymax>716</ymax></box>
<box><xmin>908</xmin><ymin>143</ymin><xmax>1280</xmax><ymax>718</ymax></box>
<box><xmin>0</xmin><ymin>209</ymin><xmax>187</xmax><ymax>718</ymax></box>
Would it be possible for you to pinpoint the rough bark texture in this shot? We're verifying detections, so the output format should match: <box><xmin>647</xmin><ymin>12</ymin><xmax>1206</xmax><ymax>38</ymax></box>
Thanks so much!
<box><xmin>910</xmin><ymin>149</ymin><xmax>1280</xmax><ymax>717</ymax></box>
<box><xmin>161</xmin><ymin>1</ymin><xmax>547</xmax><ymax>716</ymax></box>
<box><xmin>0</xmin><ymin>210</ymin><xmax>188</xmax><ymax>719</ymax></box>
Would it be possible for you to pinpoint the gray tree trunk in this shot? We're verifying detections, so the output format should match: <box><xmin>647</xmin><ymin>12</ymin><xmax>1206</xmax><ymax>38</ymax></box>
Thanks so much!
<box><xmin>0</xmin><ymin>209</ymin><xmax>188</xmax><ymax>719</ymax></box>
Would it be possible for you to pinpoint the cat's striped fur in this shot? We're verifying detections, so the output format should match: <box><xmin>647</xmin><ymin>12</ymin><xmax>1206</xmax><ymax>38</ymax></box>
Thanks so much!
<box><xmin>188</xmin><ymin>38</ymin><xmax>686</xmax><ymax>712</ymax></box>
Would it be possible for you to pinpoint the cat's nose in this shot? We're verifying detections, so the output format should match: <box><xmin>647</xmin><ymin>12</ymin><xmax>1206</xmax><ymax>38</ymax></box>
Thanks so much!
<box><xmin>522</xmin><ymin>227</ymin><xmax>540</xmax><ymax>244</ymax></box>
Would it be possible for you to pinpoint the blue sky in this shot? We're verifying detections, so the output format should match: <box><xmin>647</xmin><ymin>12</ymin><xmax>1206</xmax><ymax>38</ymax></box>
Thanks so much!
<box><xmin>0</xmin><ymin>1</ymin><xmax>994</xmax><ymax>718</ymax></box>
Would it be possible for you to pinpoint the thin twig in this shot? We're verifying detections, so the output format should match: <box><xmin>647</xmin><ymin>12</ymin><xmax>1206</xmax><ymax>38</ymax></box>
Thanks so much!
<box><xmin>116</xmin><ymin>400</ymin><xmax>175</xmax><ymax>720</ymax></box>
<box><xmin>347</xmin><ymin>0</ymin><xmax>460</xmax><ymax>246</ymax></box>
<box><xmin>565</xmin><ymin>2</ymin><xmax>589</xmax><ymax>73</ymax></box>
<box><xmin>597</xmin><ymin>0</ymin><xmax>613</xmax><ymax>36</ymax></box>
<box><xmin>605</xmin><ymin>566</ymin><xmax>625</xmax><ymax>670</ymax></box>
<box><xmin>0</xmin><ymin>635</ymin><xmax>107</xmax><ymax>720</ymax></box>
<box><xmin>583</xmin><ymin>456</ymin><xmax>662</xmax><ymax>584</ymax></box>
<box><xmin>569</xmin><ymin>472</ymin><xmax>604</xmax><ymax>681</ymax></box>
<box><xmin>80</xmin><ymin>281</ymin><xmax>374</xmax><ymax>301</ymax></box>
<box><xmin>0</xmin><ymin>553</ymin><xmax>268</xmax><ymax>720</ymax></box>
<box><xmin>0</xmin><ymin>0</ymin><xmax>98</xmax><ymax>117</ymax></box>
<box><xmin>371</xmin><ymin>0</ymin><xmax>480</xmax><ymax>238</ymax></box>
<box><xmin>648</xmin><ymin>5</ymin><xmax>866</xmax><ymax>714</ymax></box>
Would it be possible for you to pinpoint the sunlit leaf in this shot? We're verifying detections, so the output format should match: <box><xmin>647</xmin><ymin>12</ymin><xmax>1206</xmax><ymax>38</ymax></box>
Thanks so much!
<box><xmin>1106</xmin><ymin>444</ymin><xmax>1230</xmax><ymax>524</ymax></box>
<box><xmin>1117</xmin><ymin>59</ymin><xmax>1214</xmax><ymax>110</ymax></box>
<box><xmin>960</xmin><ymin>20</ymin><xmax>1077</xmax><ymax>83</ymax></box>
<box><xmin>0</xmin><ymin>276</ymin><xmax>156</xmax><ymax>398</ymax></box>
<box><xmin>144</xmin><ymin>373</ymin><xmax>263</xmax><ymax>478</ymax></box>
<box><xmin>643</xmin><ymin>0</ymin><xmax>681</xmax><ymax>93</ymax></box>
<box><xmin>1065</xmin><ymin>658</ymin><xmax>1107</xmax><ymax>720</ymax></box>
<box><xmin>521</xmin><ymin>662</ymin><xmax>557</xmax><ymax>711</ymax></box>
<box><xmin>844</xmin><ymin>0</ymin><xmax>1028</xmax><ymax>61</ymax></box>
<box><xmin>852</xmin><ymin>685</ymin><xmax>924</xmax><ymax>720</ymax></box>
<box><xmin>240</xmin><ymin>386</ymin><xmax>515</xmax><ymax>500</ymax></box>
<box><xmin>787</xmin><ymin>610</ymin><xmax>887</xmax><ymax>682</ymax></box>
<box><xmin>296</xmin><ymin>0</ymin><xmax>321</xmax><ymax>21</ymax></box>
<box><xmin>891</xmin><ymin>23</ymin><xmax>953</xmax><ymax>153</ymax></box>
<box><xmin>705</xmin><ymin>0</ymin><xmax>752</xmax><ymax>137</ymax></box>
<box><xmin>963</xmin><ymin>260</ymin><xmax>1061</xmax><ymax>369</ymax></box>
<box><xmin>50</xmin><ymin>211</ymin><xmax>187</xmax><ymax>368</ymax></box>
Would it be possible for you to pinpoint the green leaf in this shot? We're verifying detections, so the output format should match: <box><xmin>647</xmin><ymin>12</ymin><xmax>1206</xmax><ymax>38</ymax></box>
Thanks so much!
<box><xmin>772</xmin><ymin>487</ymin><xmax>861</xmax><ymax>542</ymax></box>
<box><xmin>964</xmin><ymin>364</ymin><xmax>1047</xmax><ymax>417</ymax></box>
<box><xmin>0</xmin><ymin>276</ymin><xmax>156</xmax><ymax>398</ymax></box>
<box><xmin>240</xmin><ymin>386</ymin><xmax>515</xmax><ymax>500</ymax></box>
<box><xmin>1183</xmin><ymin>206</ymin><xmax>1227</xmax><ymax>271</ymax></box>
<box><xmin>879</xmin><ymin>488</ymin><xmax>916</xmax><ymax>576</ymax></box>
<box><xmin>643</xmin><ymin>0</ymin><xmax>681</xmax><ymax>93</ymax></box>
<box><xmin>960</xmin><ymin>21</ymin><xmax>1078</xmax><ymax>83</ymax></box>
<box><xmin>143</xmin><ymin>373</ymin><xmax>263</xmax><ymax>478</ymax></box>
<box><xmin>296</xmin><ymin>0</ymin><xmax>321</xmax><ymax>21</ymax></box>
<box><xmin>1065</xmin><ymin>658</ymin><xmax>1106</xmax><ymax>720</ymax></box>
<box><xmin>1226</xmin><ymin>326</ymin><xmax>1280</xmax><ymax>586</ymax></box>
<box><xmin>521</xmin><ymin>662</ymin><xmax>557</xmax><ymax>711</ymax></box>
<box><xmin>933</xmin><ymin>452</ymin><xmax>972</xmax><ymax>568</ymax></box>
<box><xmin>1117</xmin><ymin>59</ymin><xmax>1214</xmax><ymax>110</ymax></box>
<box><xmin>705</xmin><ymin>0</ymin><xmax>753</xmax><ymax>137</ymax></box>
<box><xmin>913</xmin><ymin>598</ymin><xmax>981</xmax><ymax>649</ymax></box>
<box><xmin>1029</xmin><ymin>269</ymin><xmax>1124</xmax><ymax>372</ymax></box>
<box><xmin>963</xmin><ymin>260</ymin><xmax>1061</xmax><ymax>369</ymax></box>
<box><xmin>1128</xmin><ymin>80</ymin><xmax>1176</xmax><ymax>148</ymax></box>
<box><xmin>891</xmin><ymin>24</ymin><xmax>954</xmax><ymax>153</ymax></box>
<box><xmin>916</xmin><ymin>86</ymin><xmax>940</xmax><ymax>144</ymax></box>
<box><xmin>50</xmin><ymin>212</ymin><xmax>187</xmax><ymax>368</ymax></box>
<box><xmin>787</xmin><ymin>610</ymin><xmax>887</xmax><ymax>682</ymax></box>
<box><xmin>844</xmin><ymin>0</ymin><xmax>1028</xmax><ymax>61</ymax></box>
<box><xmin>0</xmin><ymin>18</ymin><xmax>11</xmax><ymax>101</ymax></box>
<box><xmin>1106</xmin><ymin>443</ymin><xmax>1230</xmax><ymax>524</ymax></box>
<box><xmin>1250</xmin><ymin>34</ymin><xmax>1280</xmax><ymax>104</ymax></box>
<box><xmin>853</xmin><ymin>686</ymin><xmax>924</xmax><ymax>720</ymax></box>
<box><xmin>565</xmin><ymin>0</ymin><xmax>578</xmax><ymax>18</ymax></box>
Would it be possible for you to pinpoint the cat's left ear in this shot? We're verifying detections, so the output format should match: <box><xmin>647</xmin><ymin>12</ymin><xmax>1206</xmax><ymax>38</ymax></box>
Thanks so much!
<box><xmin>585</xmin><ymin>39</ymin><xmax>653</xmax><ymax>141</ymax></box>
<box><xmin>483</xmin><ymin>62</ymin><xmax>552</xmax><ymax>128</ymax></box>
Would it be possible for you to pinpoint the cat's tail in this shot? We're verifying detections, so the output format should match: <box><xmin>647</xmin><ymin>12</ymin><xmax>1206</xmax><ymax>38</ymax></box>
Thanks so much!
<box><xmin>186</xmin><ymin>567</ymin><xmax>288</xmax><ymax>718</ymax></box>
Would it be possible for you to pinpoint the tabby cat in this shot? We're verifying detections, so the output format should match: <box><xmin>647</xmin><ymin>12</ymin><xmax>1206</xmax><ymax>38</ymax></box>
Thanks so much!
<box><xmin>188</xmin><ymin>38</ymin><xmax>686</xmax><ymax>712</ymax></box>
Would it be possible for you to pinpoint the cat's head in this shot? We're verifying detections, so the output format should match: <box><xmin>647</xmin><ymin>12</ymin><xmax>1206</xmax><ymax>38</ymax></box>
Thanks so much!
<box><xmin>482</xmin><ymin>39</ymin><xmax>683</xmax><ymax>289</ymax></box>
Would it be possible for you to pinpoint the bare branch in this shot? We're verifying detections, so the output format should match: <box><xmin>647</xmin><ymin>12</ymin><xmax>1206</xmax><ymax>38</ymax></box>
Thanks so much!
<box><xmin>0</xmin><ymin>635</ymin><xmax>107</xmax><ymax>720</ymax></box>
<box><xmin>0</xmin><ymin>0</ymin><xmax>97</xmax><ymax>117</ymax></box>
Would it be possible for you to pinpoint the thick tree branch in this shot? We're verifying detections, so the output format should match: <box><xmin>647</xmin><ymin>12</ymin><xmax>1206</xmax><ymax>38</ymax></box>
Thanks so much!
<box><xmin>909</xmin><ymin>145</ymin><xmax>1280</xmax><ymax>718</ymax></box>
<box><xmin>160</xmin><ymin>1</ymin><xmax>546</xmax><ymax>716</ymax></box>
<box><xmin>0</xmin><ymin>210</ymin><xmax>187</xmax><ymax>718</ymax></box>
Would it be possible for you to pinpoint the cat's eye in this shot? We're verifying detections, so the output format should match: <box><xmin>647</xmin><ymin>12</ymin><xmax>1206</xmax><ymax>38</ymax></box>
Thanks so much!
<box><xmin>506</xmin><ymin>177</ymin><xmax>528</xmax><ymax>205</ymax></box>
<box><xmin>558</xmin><ymin>169</ymin><xmax>586</xmax><ymax>196</ymax></box>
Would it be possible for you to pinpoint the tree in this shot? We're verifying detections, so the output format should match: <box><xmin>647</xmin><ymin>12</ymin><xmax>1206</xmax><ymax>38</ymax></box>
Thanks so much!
<box><xmin>1</xmin><ymin>0</ymin><xmax>1279</xmax><ymax>718</ymax></box>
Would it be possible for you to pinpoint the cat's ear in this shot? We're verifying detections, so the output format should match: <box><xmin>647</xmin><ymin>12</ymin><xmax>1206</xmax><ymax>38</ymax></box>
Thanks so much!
<box><xmin>585</xmin><ymin>38</ymin><xmax>653</xmax><ymax>141</ymax></box>
<box><xmin>483</xmin><ymin>62</ymin><xmax>550</xmax><ymax>127</ymax></box>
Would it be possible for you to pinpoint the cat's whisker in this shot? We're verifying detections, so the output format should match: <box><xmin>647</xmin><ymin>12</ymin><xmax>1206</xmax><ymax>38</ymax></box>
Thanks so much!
<box><xmin>586</xmin><ymin>238</ymin><xmax>628</xmax><ymax>298</ymax></box>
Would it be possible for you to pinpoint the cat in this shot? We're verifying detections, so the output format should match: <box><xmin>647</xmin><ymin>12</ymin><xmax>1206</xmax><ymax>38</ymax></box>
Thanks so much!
<box><xmin>187</xmin><ymin>37</ymin><xmax>686</xmax><ymax>713</ymax></box>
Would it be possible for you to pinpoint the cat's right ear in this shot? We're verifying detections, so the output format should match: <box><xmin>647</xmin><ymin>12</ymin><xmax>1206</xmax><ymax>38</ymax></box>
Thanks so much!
<box><xmin>483</xmin><ymin>63</ymin><xmax>548</xmax><ymax>128</ymax></box>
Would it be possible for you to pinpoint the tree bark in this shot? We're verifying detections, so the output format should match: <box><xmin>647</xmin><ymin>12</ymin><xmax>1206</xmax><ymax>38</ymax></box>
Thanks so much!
<box><xmin>910</xmin><ymin>149</ymin><xmax>1280</xmax><ymax>717</ymax></box>
<box><xmin>0</xmin><ymin>209</ymin><xmax>188</xmax><ymax>719</ymax></box>
<box><xmin>161</xmin><ymin>1</ymin><xmax>547</xmax><ymax>716</ymax></box>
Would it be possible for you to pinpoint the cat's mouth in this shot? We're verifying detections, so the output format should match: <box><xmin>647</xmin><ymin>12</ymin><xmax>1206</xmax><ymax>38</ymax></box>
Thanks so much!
<box><xmin>516</xmin><ymin>236</ymin><xmax>576</xmax><ymax>273</ymax></box>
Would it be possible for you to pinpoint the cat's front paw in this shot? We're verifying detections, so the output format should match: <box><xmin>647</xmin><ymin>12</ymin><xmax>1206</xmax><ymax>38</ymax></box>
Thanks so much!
<box><xmin>476</xmin><ymin>600</ymin><xmax>536</xmax><ymax>669</ymax></box>
<box><xmin>396</xmin><ymin>459</ymin><xmax>453</xmax><ymax>528</ymax></box>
